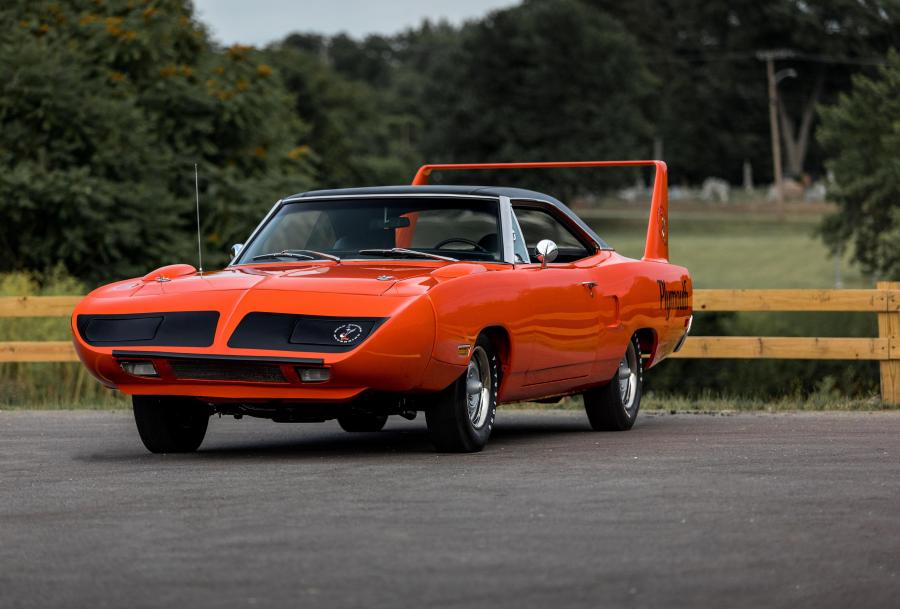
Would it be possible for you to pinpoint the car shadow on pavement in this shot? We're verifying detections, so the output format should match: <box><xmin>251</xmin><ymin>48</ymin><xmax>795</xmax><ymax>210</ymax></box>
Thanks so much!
<box><xmin>77</xmin><ymin>414</ymin><xmax>610</xmax><ymax>461</ymax></box>
<box><xmin>199</xmin><ymin>428</ymin><xmax>438</xmax><ymax>458</ymax></box>
<box><xmin>199</xmin><ymin>416</ymin><xmax>598</xmax><ymax>458</ymax></box>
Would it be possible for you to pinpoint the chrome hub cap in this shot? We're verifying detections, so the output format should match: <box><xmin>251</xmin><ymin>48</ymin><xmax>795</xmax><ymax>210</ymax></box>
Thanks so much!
<box><xmin>618</xmin><ymin>344</ymin><xmax>638</xmax><ymax>416</ymax></box>
<box><xmin>466</xmin><ymin>346</ymin><xmax>491</xmax><ymax>428</ymax></box>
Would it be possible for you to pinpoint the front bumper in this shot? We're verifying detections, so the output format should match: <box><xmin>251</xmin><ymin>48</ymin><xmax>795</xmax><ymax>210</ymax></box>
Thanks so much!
<box><xmin>91</xmin><ymin>349</ymin><xmax>464</xmax><ymax>402</ymax></box>
<box><xmin>72</xmin><ymin>290</ymin><xmax>465</xmax><ymax>402</ymax></box>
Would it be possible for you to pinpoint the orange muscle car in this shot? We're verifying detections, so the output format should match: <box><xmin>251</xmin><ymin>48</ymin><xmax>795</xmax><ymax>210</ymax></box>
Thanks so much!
<box><xmin>72</xmin><ymin>161</ymin><xmax>692</xmax><ymax>453</ymax></box>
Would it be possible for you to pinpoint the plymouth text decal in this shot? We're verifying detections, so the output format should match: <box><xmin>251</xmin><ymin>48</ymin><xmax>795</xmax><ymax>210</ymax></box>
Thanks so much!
<box><xmin>658</xmin><ymin>279</ymin><xmax>690</xmax><ymax>320</ymax></box>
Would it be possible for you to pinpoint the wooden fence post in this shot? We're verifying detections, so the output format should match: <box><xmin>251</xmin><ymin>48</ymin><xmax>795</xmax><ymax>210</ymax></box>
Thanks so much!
<box><xmin>878</xmin><ymin>281</ymin><xmax>900</xmax><ymax>405</ymax></box>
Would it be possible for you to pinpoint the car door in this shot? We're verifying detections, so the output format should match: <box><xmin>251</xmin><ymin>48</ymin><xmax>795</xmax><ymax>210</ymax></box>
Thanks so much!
<box><xmin>512</xmin><ymin>203</ymin><xmax>604</xmax><ymax>386</ymax></box>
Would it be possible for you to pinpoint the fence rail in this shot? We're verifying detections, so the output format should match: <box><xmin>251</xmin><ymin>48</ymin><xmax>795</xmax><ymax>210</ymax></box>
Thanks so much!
<box><xmin>0</xmin><ymin>296</ymin><xmax>80</xmax><ymax>317</ymax></box>
<box><xmin>1</xmin><ymin>283</ymin><xmax>897</xmax><ymax>403</ymax></box>
<box><xmin>0</xmin><ymin>341</ymin><xmax>76</xmax><ymax>362</ymax></box>
<box><xmin>691</xmin><ymin>288</ymin><xmax>900</xmax><ymax>312</ymax></box>
<box><xmin>673</xmin><ymin>337</ymin><xmax>890</xmax><ymax>360</ymax></box>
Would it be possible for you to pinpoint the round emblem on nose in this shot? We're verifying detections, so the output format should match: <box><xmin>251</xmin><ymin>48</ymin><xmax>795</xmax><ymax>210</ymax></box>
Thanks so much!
<box><xmin>333</xmin><ymin>323</ymin><xmax>364</xmax><ymax>344</ymax></box>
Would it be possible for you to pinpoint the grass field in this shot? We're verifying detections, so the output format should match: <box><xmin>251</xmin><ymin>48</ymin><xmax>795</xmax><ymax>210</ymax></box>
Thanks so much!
<box><xmin>582</xmin><ymin>205</ymin><xmax>869</xmax><ymax>289</ymax></box>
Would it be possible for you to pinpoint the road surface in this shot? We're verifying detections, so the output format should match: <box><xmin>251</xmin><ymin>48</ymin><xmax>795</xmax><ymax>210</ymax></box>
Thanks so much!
<box><xmin>1</xmin><ymin>409</ymin><xmax>898</xmax><ymax>608</ymax></box>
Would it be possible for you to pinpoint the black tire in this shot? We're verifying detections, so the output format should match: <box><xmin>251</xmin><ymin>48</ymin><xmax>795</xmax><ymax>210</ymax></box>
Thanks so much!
<box><xmin>583</xmin><ymin>334</ymin><xmax>643</xmax><ymax>431</ymax></box>
<box><xmin>425</xmin><ymin>334</ymin><xmax>499</xmax><ymax>453</ymax></box>
<box><xmin>132</xmin><ymin>395</ymin><xmax>210</xmax><ymax>453</ymax></box>
<box><xmin>337</xmin><ymin>412</ymin><xmax>388</xmax><ymax>432</ymax></box>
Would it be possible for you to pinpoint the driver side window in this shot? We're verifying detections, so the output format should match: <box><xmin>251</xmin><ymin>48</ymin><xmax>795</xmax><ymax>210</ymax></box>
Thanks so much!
<box><xmin>512</xmin><ymin>204</ymin><xmax>592</xmax><ymax>262</ymax></box>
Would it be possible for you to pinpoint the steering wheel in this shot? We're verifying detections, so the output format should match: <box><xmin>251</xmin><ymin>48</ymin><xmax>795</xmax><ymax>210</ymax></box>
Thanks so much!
<box><xmin>433</xmin><ymin>237</ymin><xmax>489</xmax><ymax>253</ymax></box>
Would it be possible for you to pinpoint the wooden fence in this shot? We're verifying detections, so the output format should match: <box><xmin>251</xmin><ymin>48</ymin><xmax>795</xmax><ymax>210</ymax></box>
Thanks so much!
<box><xmin>671</xmin><ymin>282</ymin><xmax>899</xmax><ymax>404</ymax></box>
<box><xmin>1</xmin><ymin>282</ymin><xmax>898</xmax><ymax>403</ymax></box>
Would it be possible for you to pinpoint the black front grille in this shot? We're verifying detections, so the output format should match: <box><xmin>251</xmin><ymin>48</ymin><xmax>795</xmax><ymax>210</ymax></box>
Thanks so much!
<box><xmin>77</xmin><ymin>311</ymin><xmax>219</xmax><ymax>347</ymax></box>
<box><xmin>228</xmin><ymin>312</ymin><xmax>386</xmax><ymax>353</ymax></box>
<box><xmin>168</xmin><ymin>359</ymin><xmax>287</xmax><ymax>383</ymax></box>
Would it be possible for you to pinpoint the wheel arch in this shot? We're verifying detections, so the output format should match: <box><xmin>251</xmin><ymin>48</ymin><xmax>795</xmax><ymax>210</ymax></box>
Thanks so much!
<box><xmin>632</xmin><ymin>327</ymin><xmax>658</xmax><ymax>368</ymax></box>
<box><xmin>479</xmin><ymin>325</ymin><xmax>511</xmax><ymax>390</ymax></box>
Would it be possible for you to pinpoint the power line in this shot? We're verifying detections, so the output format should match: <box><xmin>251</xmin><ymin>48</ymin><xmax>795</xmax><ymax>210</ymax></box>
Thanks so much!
<box><xmin>758</xmin><ymin>49</ymin><xmax>887</xmax><ymax>65</ymax></box>
<box><xmin>645</xmin><ymin>49</ymin><xmax>887</xmax><ymax>66</ymax></box>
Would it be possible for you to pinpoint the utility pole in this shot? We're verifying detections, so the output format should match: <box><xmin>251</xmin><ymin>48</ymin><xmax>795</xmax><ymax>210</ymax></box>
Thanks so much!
<box><xmin>758</xmin><ymin>50</ymin><xmax>795</xmax><ymax>219</ymax></box>
<box><xmin>765</xmin><ymin>56</ymin><xmax>784</xmax><ymax>216</ymax></box>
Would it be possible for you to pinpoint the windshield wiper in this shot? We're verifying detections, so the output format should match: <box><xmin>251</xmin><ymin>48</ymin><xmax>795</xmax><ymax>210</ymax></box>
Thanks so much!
<box><xmin>250</xmin><ymin>249</ymin><xmax>340</xmax><ymax>262</ymax></box>
<box><xmin>357</xmin><ymin>248</ymin><xmax>458</xmax><ymax>262</ymax></box>
<box><xmin>285</xmin><ymin>249</ymin><xmax>341</xmax><ymax>262</ymax></box>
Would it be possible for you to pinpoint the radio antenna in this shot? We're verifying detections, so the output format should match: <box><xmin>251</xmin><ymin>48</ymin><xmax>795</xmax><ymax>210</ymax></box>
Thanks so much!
<box><xmin>194</xmin><ymin>163</ymin><xmax>203</xmax><ymax>275</ymax></box>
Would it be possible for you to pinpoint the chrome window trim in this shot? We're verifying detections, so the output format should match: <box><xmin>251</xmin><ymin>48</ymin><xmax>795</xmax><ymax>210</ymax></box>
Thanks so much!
<box><xmin>498</xmin><ymin>196</ymin><xmax>516</xmax><ymax>265</ymax></box>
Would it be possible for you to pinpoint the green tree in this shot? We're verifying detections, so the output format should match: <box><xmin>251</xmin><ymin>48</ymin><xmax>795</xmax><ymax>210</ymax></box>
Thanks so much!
<box><xmin>266</xmin><ymin>38</ymin><xmax>419</xmax><ymax>188</ymax></box>
<box><xmin>585</xmin><ymin>0</ymin><xmax>900</xmax><ymax>183</ymax></box>
<box><xmin>818</xmin><ymin>50</ymin><xmax>900</xmax><ymax>279</ymax></box>
<box><xmin>418</xmin><ymin>0</ymin><xmax>654</xmax><ymax>196</ymax></box>
<box><xmin>0</xmin><ymin>1</ymin><xmax>314</xmax><ymax>281</ymax></box>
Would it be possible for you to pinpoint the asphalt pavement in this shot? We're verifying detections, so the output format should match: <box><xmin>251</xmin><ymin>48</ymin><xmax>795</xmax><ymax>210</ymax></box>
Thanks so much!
<box><xmin>1</xmin><ymin>408</ymin><xmax>898</xmax><ymax>609</ymax></box>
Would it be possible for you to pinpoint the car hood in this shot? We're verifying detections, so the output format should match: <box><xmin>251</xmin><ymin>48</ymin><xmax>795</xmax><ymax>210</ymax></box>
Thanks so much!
<box><xmin>93</xmin><ymin>262</ymin><xmax>449</xmax><ymax>298</ymax></box>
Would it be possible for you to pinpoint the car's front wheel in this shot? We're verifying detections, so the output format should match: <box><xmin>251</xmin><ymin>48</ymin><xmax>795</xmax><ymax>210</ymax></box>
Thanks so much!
<box><xmin>583</xmin><ymin>334</ymin><xmax>642</xmax><ymax>431</ymax></box>
<box><xmin>132</xmin><ymin>395</ymin><xmax>210</xmax><ymax>453</ymax></box>
<box><xmin>425</xmin><ymin>334</ymin><xmax>498</xmax><ymax>453</ymax></box>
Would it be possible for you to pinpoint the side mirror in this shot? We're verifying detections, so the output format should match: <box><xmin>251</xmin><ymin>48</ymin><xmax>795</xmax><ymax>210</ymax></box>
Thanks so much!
<box><xmin>231</xmin><ymin>243</ymin><xmax>244</xmax><ymax>259</ymax></box>
<box><xmin>535</xmin><ymin>239</ymin><xmax>558</xmax><ymax>269</ymax></box>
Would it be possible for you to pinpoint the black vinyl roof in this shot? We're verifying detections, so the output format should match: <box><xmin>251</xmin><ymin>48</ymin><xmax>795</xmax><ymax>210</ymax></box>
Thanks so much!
<box><xmin>288</xmin><ymin>184</ymin><xmax>561</xmax><ymax>202</ymax></box>
<box><xmin>284</xmin><ymin>185</ymin><xmax>610</xmax><ymax>249</ymax></box>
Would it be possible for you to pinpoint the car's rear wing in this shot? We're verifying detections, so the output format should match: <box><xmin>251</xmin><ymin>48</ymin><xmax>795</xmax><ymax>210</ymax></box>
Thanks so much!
<box><xmin>411</xmin><ymin>161</ymin><xmax>669</xmax><ymax>263</ymax></box>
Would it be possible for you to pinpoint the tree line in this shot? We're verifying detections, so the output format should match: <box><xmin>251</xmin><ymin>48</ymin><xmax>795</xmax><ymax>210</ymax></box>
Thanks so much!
<box><xmin>1</xmin><ymin>0</ymin><xmax>898</xmax><ymax>281</ymax></box>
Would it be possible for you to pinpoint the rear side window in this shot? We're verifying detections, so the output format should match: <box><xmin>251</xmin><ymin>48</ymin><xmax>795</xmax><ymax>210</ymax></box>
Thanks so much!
<box><xmin>512</xmin><ymin>205</ymin><xmax>592</xmax><ymax>262</ymax></box>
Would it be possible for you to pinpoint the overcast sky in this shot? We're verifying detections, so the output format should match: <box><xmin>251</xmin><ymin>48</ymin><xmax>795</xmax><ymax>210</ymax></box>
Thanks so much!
<box><xmin>192</xmin><ymin>0</ymin><xmax>518</xmax><ymax>46</ymax></box>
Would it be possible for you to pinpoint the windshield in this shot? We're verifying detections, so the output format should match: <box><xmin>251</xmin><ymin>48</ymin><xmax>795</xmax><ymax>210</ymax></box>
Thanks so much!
<box><xmin>235</xmin><ymin>197</ymin><xmax>503</xmax><ymax>264</ymax></box>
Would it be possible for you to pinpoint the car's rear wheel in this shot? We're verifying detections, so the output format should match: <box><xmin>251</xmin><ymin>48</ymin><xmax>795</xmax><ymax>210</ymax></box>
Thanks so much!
<box><xmin>337</xmin><ymin>412</ymin><xmax>388</xmax><ymax>432</ymax></box>
<box><xmin>583</xmin><ymin>334</ymin><xmax>642</xmax><ymax>431</ymax></box>
<box><xmin>425</xmin><ymin>334</ymin><xmax>498</xmax><ymax>453</ymax></box>
<box><xmin>132</xmin><ymin>395</ymin><xmax>210</xmax><ymax>453</ymax></box>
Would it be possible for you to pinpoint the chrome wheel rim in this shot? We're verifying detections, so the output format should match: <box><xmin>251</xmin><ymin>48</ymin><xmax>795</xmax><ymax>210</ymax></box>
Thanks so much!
<box><xmin>617</xmin><ymin>343</ymin><xmax>638</xmax><ymax>416</ymax></box>
<box><xmin>465</xmin><ymin>346</ymin><xmax>491</xmax><ymax>428</ymax></box>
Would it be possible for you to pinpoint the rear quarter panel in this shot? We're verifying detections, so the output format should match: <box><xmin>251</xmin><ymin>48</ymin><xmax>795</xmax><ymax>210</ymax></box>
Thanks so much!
<box><xmin>422</xmin><ymin>255</ymin><xmax>691</xmax><ymax>402</ymax></box>
<box><xmin>588</xmin><ymin>253</ymin><xmax>691</xmax><ymax>370</ymax></box>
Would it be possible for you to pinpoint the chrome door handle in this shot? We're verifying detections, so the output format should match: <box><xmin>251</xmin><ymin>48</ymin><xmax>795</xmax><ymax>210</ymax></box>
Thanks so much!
<box><xmin>581</xmin><ymin>281</ymin><xmax>597</xmax><ymax>296</ymax></box>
